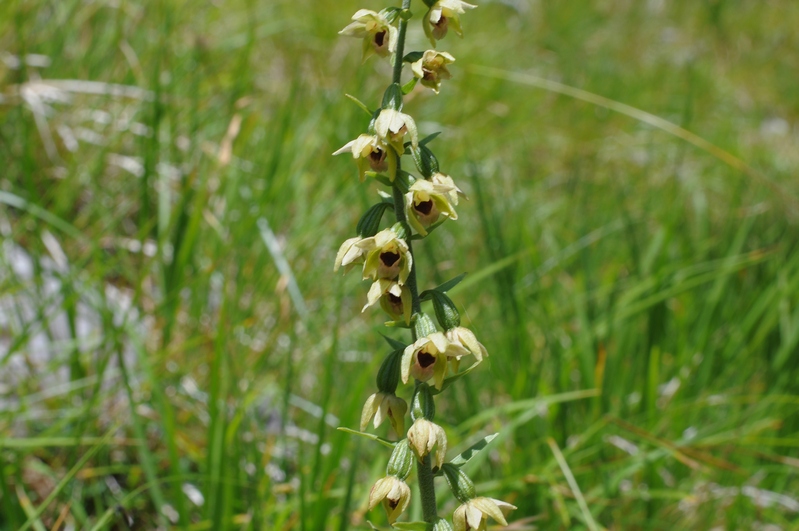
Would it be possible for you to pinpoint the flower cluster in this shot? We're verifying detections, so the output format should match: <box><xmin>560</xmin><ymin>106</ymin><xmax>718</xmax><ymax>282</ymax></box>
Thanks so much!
<box><xmin>333</xmin><ymin>0</ymin><xmax>516</xmax><ymax>528</ymax></box>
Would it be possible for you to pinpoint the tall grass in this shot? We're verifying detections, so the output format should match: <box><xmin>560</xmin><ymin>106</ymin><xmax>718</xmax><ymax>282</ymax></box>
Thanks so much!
<box><xmin>1</xmin><ymin>0</ymin><xmax>798</xmax><ymax>529</ymax></box>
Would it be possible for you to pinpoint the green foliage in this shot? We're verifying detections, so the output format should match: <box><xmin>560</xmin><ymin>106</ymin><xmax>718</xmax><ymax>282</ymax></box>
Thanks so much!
<box><xmin>1</xmin><ymin>0</ymin><xmax>798</xmax><ymax>529</ymax></box>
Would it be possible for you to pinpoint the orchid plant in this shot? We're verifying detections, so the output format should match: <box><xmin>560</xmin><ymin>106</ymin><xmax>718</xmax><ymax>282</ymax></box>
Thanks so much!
<box><xmin>334</xmin><ymin>1</ymin><xmax>516</xmax><ymax>529</ymax></box>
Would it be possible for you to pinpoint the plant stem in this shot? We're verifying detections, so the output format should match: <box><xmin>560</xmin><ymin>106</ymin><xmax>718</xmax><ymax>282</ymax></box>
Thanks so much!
<box><xmin>390</xmin><ymin>0</ymin><xmax>438</xmax><ymax>523</ymax></box>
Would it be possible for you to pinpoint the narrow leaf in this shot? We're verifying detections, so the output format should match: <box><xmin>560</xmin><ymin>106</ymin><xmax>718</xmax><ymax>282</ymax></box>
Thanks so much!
<box><xmin>403</xmin><ymin>51</ymin><xmax>424</xmax><ymax>63</ymax></box>
<box><xmin>381</xmin><ymin>333</ymin><xmax>408</xmax><ymax>351</ymax></box>
<box><xmin>430</xmin><ymin>359</ymin><xmax>482</xmax><ymax>395</ymax></box>
<box><xmin>337</xmin><ymin>428</ymin><xmax>396</xmax><ymax>449</ymax></box>
<box><xmin>345</xmin><ymin>94</ymin><xmax>372</xmax><ymax>116</ymax></box>
<box><xmin>449</xmin><ymin>433</ymin><xmax>499</xmax><ymax>467</ymax></box>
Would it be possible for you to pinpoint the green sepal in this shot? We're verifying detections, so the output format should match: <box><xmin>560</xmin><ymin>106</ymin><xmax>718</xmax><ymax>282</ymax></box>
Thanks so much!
<box><xmin>376</xmin><ymin>348</ymin><xmax>404</xmax><ymax>394</ymax></box>
<box><xmin>380</xmin><ymin>6</ymin><xmax>401</xmax><ymax>23</ymax></box>
<box><xmin>420</xmin><ymin>273</ymin><xmax>467</xmax><ymax>299</ymax></box>
<box><xmin>337</xmin><ymin>427</ymin><xmax>396</xmax><ymax>449</ymax></box>
<box><xmin>382</xmin><ymin>83</ymin><xmax>404</xmax><ymax>111</ymax></box>
<box><xmin>386</xmin><ymin>439</ymin><xmax>414</xmax><ymax>480</ymax></box>
<box><xmin>357</xmin><ymin>203</ymin><xmax>392</xmax><ymax>237</ymax></box>
<box><xmin>344</xmin><ymin>94</ymin><xmax>372</xmax><ymax>116</ymax></box>
<box><xmin>392</xmin><ymin>523</ymin><xmax>431</xmax><ymax>531</ymax></box>
<box><xmin>381</xmin><ymin>333</ymin><xmax>408</xmax><ymax>351</ymax></box>
<box><xmin>401</xmin><ymin>77</ymin><xmax>418</xmax><ymax>95</ymax></box>
<box><xmin>441</xmin><ymin>463</ymin><xmax>476</xmax><ymax>503</ymax></box>
<box><xmin>403</xmin><ymin>51</ymin><xmax>424</xmax><ymax>63</ymax></box>
<box><xmin>413</xmin><ymin>312</ymin><xmax>437</xmax><ymax>339</ymax></box>
<box><xmin>448</xmin><ymin>433</ymin><xmax>499</xmax><ymax>468</ymax></box>
<box><xmin>410</xmin><ymin>382</ymin><xmax>435</xmax><ymax>422</ymax></box>
<box><xmin>410</xmin><ymin>218</ymin><xmax>446</xmax><ymax>240</ymax></box>
<box><xmin>429</xmin><ymin>291</ymin><xmax>460</xmax><ymax>329</ymax></box>
<box><xmin>429</xmin><ymin>358</ymin><xmax>482</xmax><ymax>395</ymax></box>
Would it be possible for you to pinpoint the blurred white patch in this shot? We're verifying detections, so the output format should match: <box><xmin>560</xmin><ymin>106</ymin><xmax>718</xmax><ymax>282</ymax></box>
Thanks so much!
<box><xmin>760</xmin><ymin>117</ymin><xmax>790</xmax><ymax>137</ymax></box>
<box><xmin>182</xmin><ymin>483</ymin><xmax>205</xmax><ymax>507</ymax></box>
<box><xmin>605</xmin><ymin>434</ymin><xmax>639</xmax><ymax>456</ymax></box>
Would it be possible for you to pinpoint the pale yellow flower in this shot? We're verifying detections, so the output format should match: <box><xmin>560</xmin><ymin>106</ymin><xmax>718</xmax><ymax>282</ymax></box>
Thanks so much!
<box><xmin>363</xmin><ymin>279</ymin><xmax>412</xmax><ymax>325</ymax></box>
<box><xmin>401</xmin><ymin>332</ymin><xmax>469</xmax><ymax>389</ymax></box>
<box><xmin>339</xmin><ymin>9</ymin><xmax>399</xmax><ymax>60</ymax></box>
<box><xmin>407</xmin><ymin>418</ymin><xmax>447</xmax><ymax>469</ymax></box>
<box><xmin>404</xmin><ymin>177</ymin><xmax>459</xmax><ymax>236</ymax></box>
<box><xmin>445</xmin><ymin>326</ymin><xmax>488</xmax><ymax>362</ymax></box>
<box><xmin>374</xmin><ymin>109</ymin><xmax>418</xmax><ymax>155</ymax></box>
<box><xmin>360</xmin><ymin>391</ymin><xmax>408</xmax><ymax>434</ymax></box>
<box><xmin>453</xmin><ymin>497</ymin><xmax>517</xmax><ymax>531</ymax></box>
<box><xmin>411</xmin><ymin>50</ymin><xmax>455</xmax><ymax>93</ymax></box>
<box><xmin>334</xmin><ymin>236</ymin><xmax>366</xmax><ymax>272</ymax></box>
<box><xmin>368</xmin><ymin>475</ymin><xmax>411</xmax><ymax>524</ymax></box>
<box><xmin>431</xmin><ymin>172</ymin><xmax>466</xmax><ymax>205</ymax></box>
<box><xmin>358</xmin><ymin>229</ymin><xmax>413</xmax><ymax>285</ymax></box>
<box><xmin>333</xmin><ymin>134</ymin><xmax>397</xmax><ymax>182</ymax></box>
<box><xmin>425</xmin><ymin>0</ymin><xmax>477</xmax><ymax>45</ymax></box>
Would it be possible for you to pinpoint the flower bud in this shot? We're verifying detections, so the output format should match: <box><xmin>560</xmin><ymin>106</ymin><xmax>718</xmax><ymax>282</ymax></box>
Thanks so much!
<box><xmin>386</xmin><ymin>439</ymin><xmax>414</xmax><ymax>480</ymax></box>
<box><xmin>442</xmin><ymin>463</ymin><xmax>476</xmax><ymax>503</ymax></box>
<box><xmin>410</xmin><ymin>382</ymin><xmax>435</xmax><ymax>421</ymax></box>
<box><xmin>430</xmin><ymin>291</ymin><xmax>461</xmax><ymax>330</ymax></box>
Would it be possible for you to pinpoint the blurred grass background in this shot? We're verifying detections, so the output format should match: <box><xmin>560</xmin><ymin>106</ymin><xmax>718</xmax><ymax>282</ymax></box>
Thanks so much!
<box><xmin>1</xmin><ymin>0</ymin><xmax>798</xmax><ymax>529</ymax></box>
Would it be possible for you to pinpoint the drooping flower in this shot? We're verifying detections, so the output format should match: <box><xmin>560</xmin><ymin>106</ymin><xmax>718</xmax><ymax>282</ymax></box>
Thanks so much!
<box><xmin>401</xmin><ymin>332</ymin><xmax>469</xmax><ymax>389</ymax></box>
<box><xmin>445</xmin><ymin>326</ymin><xmax>488</xmax><ymax>362</ymax></box>
<box><xmin>404</xmin><ymin>177</ymin><xmax>459</xmax><ymax>236</ymax></box>
<box><xmin>334</xmin><ymin>236</ymin><xmax>366</xmax><ymax>272</ymax></box>
<box><xmin>339</xmin><ymin>9</ymin><xmax>399</xmax><ymax>61</ymax></box>
<box><xmin>360</xmin><ymin>391</ymin><xmax>408</xmax><ymax>434</ymax></box>
<box><xmin>411</xmin><ymin>50</ymin><xmax>455</xmax><ymax>94</ymax></box>
<box><xmin>407</xmin><ymin>418</ymin><xmax>447</xmax><ymax>470</ymax></box>
<box><xmin>333</xmin><ymin>134</ymin><xmax>397</xmax><ymax>182</ymax></box>
<box><xmin>358</xmin><ymin>228</ymin><xmax>413</xmax><ymax>285</ymax></box>
<box><xmin>452</xmin><ymin>497</ymin><xmax>517</xmax><ymax>531</ymax></box>
<box><xmin>368</xmin><ymin>475</ymin><xmax>412</xmax><ymax>524</ymax></box>
<box><xmin>374</xmin><ymin>109</ymin><xmax>418</xmax><ymax>155</ymax></box>
<box><xmin>363</xmin><ymin>279</ymin><xmax>412</xmax><ymax>324</ymax></box>
<box><xmin>431</xmin><ymin>172</ymin><xmax>466</xmax><ymax>205</ymax></box>
<box><xmin>424</xmin><ymin>0</ymin><xmax>477</xmax><ymax>45</ymax></box>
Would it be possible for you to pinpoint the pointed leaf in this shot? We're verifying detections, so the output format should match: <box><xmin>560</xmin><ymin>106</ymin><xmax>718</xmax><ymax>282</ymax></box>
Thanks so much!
<box><xmin>419</xmin><ymin>132</ymin><xmax>441</xmax><ymax>147</ymax></box>
<box><xmin>402</xmin><ymin>77</ymin><xmax>418</xmax><ymax>95</ymax></box>
<box><xmin>429</xmin><ymin>359</ymin><xmax>482</xmax><ymax>395</ymax></box>
<box><xmin>403</xmin><ymin>51</ymin><xmax>425</xmax><ymax>63</ymax></box>
<box><xmin>381</xmin><ymin>333</ymin><xmax>408</xmax><ymax>351</ymax></box>
<box><xmin>337</xmin><ymin>428</ymin><xmax>397</xmax><ymax>449</ymax></box>
<box><xmin>419</xmin><ymin>273</ymin><xmax>467</xmax><ymax>299</ymax></box>
<box><xmin>448</xmin><ymin>433</ymin><xmax>499</xmax><ymax>468</ymax></box>
<box><xmin>345</xmin><ymin>94</ymin><xmax>372</xmax><ymax>116</ymax></box>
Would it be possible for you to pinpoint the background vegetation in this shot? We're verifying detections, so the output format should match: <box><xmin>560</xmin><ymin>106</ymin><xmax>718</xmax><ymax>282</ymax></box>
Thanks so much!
<box><xmin>1</xmin><ymin>0</ymin><xmax>798</xmax><ymax>529</ymax></box>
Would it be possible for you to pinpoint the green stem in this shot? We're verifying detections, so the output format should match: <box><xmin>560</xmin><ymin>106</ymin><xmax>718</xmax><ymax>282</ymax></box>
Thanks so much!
<box><xmin>390</xmin><ymin>0</ymin><xmax>438</xmax><ymax>523</ymax></box>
